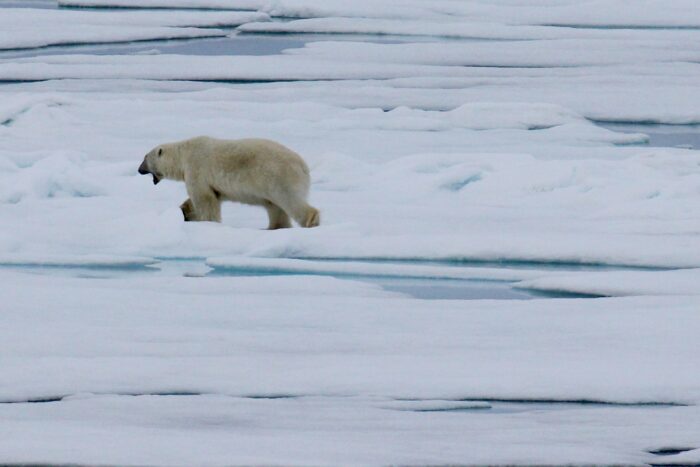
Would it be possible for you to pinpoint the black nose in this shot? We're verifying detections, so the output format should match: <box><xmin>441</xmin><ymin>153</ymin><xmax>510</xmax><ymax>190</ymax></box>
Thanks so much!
<box><xmin>138</xmin><ymin>160</ymin><xmax>149</xmax><ymax>175</ymax></box>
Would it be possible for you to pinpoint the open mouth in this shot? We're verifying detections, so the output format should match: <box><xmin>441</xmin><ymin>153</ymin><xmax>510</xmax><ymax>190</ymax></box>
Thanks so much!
<box><xmin>152</xmin><ymin>173</ymin><xmax>161</xmax><ymax>185</ymax></box>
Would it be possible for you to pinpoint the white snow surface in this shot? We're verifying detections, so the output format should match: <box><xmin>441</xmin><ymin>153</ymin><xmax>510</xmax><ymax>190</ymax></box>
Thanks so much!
<box><xmin>1</xmin><ymin>270</ymin><xmax>700</xmax><ymax>466</ymax></box>
<box><xmin>2</xmin><ymin>0</ymin><xmax>700</xmax><ymax>465</ymax></box>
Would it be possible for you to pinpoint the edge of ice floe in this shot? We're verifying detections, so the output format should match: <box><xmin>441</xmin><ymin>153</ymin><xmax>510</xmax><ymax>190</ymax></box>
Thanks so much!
<box><xmin>205</xmin><ymin>258</ymin><xmax>700</xmax><ymax>298</ymax></box>
<box><xmin>206</xmin><ymin>256</ymin><xmax>555</xmax><ymax>282</ymax></box>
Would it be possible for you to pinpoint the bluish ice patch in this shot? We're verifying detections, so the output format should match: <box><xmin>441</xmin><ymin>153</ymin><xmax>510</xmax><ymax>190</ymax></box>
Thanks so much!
<box><xmin>0</xmin><ymin>392</ymin><xmax>304</xmax><ymax>404</ymax></box>
<box><xmin>206</xmin><ymin>266</ymin><xmax>539</xmax><ymax>300</ymax></box>
<box><xmin>648</xmin><ymin>447</ymin><xmax>697</xmax><ymax>456</ymax></box>
<box><xmin>0</xmin><ymin>263</ymin><xmax>157</xmax><ymax>279</ymax></box>
<box><xmin>0</xmin><ymin>257</ymin><xmax>609</xmax><ymax>300</ymax></box>
<box><xmin>381</xmin><ymin>277</ymin><xmax>601</xmax><ymax>299</ymax></box>
<box><xmin>302</xmin><ymin>257</ymin><xmax>670</xmax><ymax>272</ymax></box>
<box><xmin>543</xmin><ymin>23</ymin><xmax>700</xmax><ymax>31</ymax></box>
<box><xmin>3</xmin><ymin>391</ymin><xmax>680</xmax><ymax>411</ymax></box>
<box><xmin>0</xmin><ymin>256</ymin><xmax>663</xmax><ymax>299</ymax></box>
<box><xmin>383</xmin><ymin>400</ymin><xmax>492</xmax><ymax>412</ymax></box>
<box><xmin>472</xmin><ymin>400</ymin><xmax>679</xmax><ymax>416</ymax></box>
<box><xmin>442</xmin><ymin>174</ymin><xmax>482</xmax><ymax>192</ymax></box>
<box><xmin>597</xmin><ymin>122</ymin><xmax>700</xmax><ymax>149</ymax></box>
<box><xmin>0</xmin><ymin>258</ymin><xmax>209</xmax><ymax>279</ymax></box>
<box><xmin>357</xmin><ymin>277</ymin><xmax>538</xmax><ymax>300</ymax></box>
<box><xmin>0</xmin><ymin>35</ymin><xmax>307</xmax><ymax>59</ymax></box>
<box><xmin>0</xmin><ymin>31</ymin><xmax>433</xmax><ymax>60</ymax></box>
<box><xmin>452</xmin><ymin>398</ymin><xmax>685</xmax><ymax>408</ymax></box>
<box><xmin>385</xmin><ymin>397</ymin><xmax>683</xmax><ymax>414</ymax></box>
<box><xmin>416</xmin><ymin>400</ymin><xmax>678</xmax><ymax>415</ymax></box>
<box><xmin>206</xmin><ymin>261</ymin><xmax>611</xmax><ymax>300</ymax></box>
<box><xmin>58</xmin><ymin>4</ymin><xmax>256</xmax><ymax>12</ymax></box>
<box><xmin>0</xmin><ymin>0</ymin><xmax>57</xmax><ymax>9</ymax></box>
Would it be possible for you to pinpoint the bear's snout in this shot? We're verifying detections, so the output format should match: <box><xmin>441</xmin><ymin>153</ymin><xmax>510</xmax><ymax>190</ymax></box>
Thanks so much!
<box><xmin>138</xmin><ymin>159</ymin><xmax>150</xmax><ymax>175</ymax></box>
<box><xmin>138</xmin><ymin>159</ymin><xmax>161</xmax><ymax>184</ymax></box>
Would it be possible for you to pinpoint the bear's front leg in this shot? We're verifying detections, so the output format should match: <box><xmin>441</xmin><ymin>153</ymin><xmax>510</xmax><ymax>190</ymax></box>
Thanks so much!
<box><xmin>184</xmin><ymin>172</ymin><xmax>222</xmax><ymax>222</ymax></box>
<box><xmin>189</xmin><ymin>191</ymin><xmax>222</xmax><ymax>222</ymax></box>
<box><xmin>180</xmin><ymin>198</ymin><xmax>196</xmax><ymax>222</ymax></box>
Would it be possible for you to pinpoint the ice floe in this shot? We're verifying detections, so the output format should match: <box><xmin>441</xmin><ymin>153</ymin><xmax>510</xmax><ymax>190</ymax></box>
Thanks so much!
<box><xmin>0</xmin><ymin>91</ymin><xmax>697</xmax><ymax>267</ymax></box>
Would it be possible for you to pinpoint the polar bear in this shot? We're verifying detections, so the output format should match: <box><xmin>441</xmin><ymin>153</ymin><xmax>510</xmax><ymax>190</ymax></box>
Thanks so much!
<box><xmin>138</xmin><ymin>136</ymin><xmax>320</xmax><ymax>229</ymax></box>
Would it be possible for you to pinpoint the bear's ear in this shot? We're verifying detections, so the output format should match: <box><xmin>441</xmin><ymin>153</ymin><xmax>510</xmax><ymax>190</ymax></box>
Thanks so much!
<box><xmin>158</xmin><ymin>148</ymin><xmax>163</xmax><ymax>157</ymax></box>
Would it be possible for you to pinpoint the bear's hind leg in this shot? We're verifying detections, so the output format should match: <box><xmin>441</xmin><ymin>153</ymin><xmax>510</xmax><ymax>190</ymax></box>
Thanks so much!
<box><xmin>264</xmin><ymin>201</ymin><xmax>292</xmax><ymax>230</ymax></box>
<box><xmin>302</xmin><ymin>205</ymin><xmax>320</xmax><ymax>228</ymax></box>
<box><xmin>279</xmin><ymin>199</ymin><xmax>320</xmax><ymax>228</ymax></box>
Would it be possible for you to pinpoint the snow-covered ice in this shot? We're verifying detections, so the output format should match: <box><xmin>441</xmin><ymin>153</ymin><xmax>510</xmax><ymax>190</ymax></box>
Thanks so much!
<box><xmin>1</xmin><ymin>270</ymin><xmax>700</xmax><ymax>465</ymax></box>
<box><xmin>1</xmin><ymin>0</ymin><xmax>700</xmax><ymax>465</ymax></box>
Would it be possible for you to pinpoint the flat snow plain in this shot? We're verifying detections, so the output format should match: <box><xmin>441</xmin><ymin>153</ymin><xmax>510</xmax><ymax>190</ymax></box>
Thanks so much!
<box><xmin>1</xmin><ymin>1</ymin><xmax>699</xmax><ymax>466</ymax></box>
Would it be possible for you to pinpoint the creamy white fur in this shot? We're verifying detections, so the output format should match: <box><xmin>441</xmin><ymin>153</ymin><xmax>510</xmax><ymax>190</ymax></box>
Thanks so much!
<box><xmin>140</xmin><ymin>136</ymin><xmax>320</xmax><ymax>229</ymax></box>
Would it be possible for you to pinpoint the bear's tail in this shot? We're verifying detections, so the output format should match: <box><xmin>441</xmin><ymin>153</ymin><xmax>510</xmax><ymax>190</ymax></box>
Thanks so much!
<box><xmin>303</xmin><ymin>206</ymin><xmax>320</xmax><ymax>228</ymax></box>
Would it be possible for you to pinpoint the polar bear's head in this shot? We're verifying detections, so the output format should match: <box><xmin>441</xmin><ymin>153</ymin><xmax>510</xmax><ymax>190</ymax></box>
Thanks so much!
<box><xmin>138</xmin><ymin>143</ymin><xmax>182</xmax><ymax>185</ymax></box>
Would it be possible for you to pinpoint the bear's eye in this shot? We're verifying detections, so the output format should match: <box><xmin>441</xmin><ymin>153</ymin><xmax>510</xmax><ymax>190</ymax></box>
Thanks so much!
<box><xmin>158</xmin><ymin>148</ymin><xmax>163</xmax><ymax>157</ymax></box>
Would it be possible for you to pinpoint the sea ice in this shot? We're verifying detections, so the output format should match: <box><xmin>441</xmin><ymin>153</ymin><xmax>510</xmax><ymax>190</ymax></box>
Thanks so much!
<box><xmin>1</xmin><ymin>0</ymin><xmax>699</xmax><ymax>464</ymax></box>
